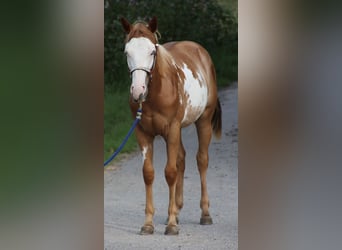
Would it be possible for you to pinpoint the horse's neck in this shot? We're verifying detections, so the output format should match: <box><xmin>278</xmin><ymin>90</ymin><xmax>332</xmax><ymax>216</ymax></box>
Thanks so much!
<box><xmin>154</xmin><ymin>51</ymin><xmax>178</xmax><ymax>79</ymax></box>
<box><xmin>147</xmin><ymin>54</ymin><xmax>179</xmax><ymax>101</ymax></box>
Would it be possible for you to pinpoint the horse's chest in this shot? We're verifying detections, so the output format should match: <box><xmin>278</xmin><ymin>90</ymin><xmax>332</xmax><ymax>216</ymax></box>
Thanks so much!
<box><xmin>139</xmin><ymin>112</ymin><xmax>171</xmax><ymax>137</ymax></box>
<box><xmin>137</xmin><ymin>96</ymin><xmax>179</xmax><ymax>137</ymax></box>
<box><xmin>180</xmin><ymin>65</ymin><xmax>208</xmax><ymax>126</ymax></box>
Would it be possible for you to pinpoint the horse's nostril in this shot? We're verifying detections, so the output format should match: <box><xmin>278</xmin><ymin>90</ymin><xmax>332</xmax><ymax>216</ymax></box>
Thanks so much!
<box><xmin>142</xmin><ymin>86</ymin><xmax>145</xmax><ymax>90</ymax></box>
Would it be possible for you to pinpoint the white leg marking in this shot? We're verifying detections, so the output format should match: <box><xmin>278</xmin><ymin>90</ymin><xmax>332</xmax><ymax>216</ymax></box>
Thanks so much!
<box><xmin>142</xmin><ymin>146</ymin><xmax>148</xmax><ymax>163</ymax></box>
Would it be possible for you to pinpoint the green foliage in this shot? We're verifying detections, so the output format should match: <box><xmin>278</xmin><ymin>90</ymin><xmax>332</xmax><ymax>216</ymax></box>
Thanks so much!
<box><xmin>213</xmin><ymin>39</ymin><xmax>238</xmax><ymax>87</ymax></box>
<box><xmin>104</xmin><ymin>0</ymin><xmax>237</xmax><ymax>160</ymax></box>
<box><xmin>104</xmin><ymin>85</ymin><xmax>137</xmax><ymax>161</ymax></box>
<box><xmin>104</xmin><ymin>0</ymin><xmax>237</xmax><ymax>89</ymax></box>
<box><xmin>218</xmin><ymin>0</ymin><xmax>238</xmax><ymax>18</ymax></box>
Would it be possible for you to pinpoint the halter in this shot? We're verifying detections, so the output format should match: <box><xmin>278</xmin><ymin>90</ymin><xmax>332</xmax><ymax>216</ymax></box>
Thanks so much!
<box><xmin>129</xmin><ymin>44</ymin><xmax>159</xmax><ymax>83</ymax></box>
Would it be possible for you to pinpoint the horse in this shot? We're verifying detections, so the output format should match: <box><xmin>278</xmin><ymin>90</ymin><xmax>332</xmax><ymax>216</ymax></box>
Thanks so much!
<box><xmin>120</xmin><ymin>16</ymin><xmax>222</xmax><ymax>235</ymax></box>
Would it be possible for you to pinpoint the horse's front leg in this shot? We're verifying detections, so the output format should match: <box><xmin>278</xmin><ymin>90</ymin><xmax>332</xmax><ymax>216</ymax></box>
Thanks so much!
<box><xmin>135</xmin><ymin>126</ymin><xmax>155</xmax><ymax>235</ymax></box>
<box><xmin>164</xmin><ymin>122</ymin><xmax>181</xmax><ymax>235</ymax></box>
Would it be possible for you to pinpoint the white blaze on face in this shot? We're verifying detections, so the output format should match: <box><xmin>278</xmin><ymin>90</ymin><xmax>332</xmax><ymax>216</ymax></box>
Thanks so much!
<box><xmin>141</xmin><ymin>146</ymin><xmax>148</xmax><ymax>163</ymax></box>
<box><xmin>181</xmin><ymin>64</ymin><xmax>208</xmax><ymax>126</ymax></box>
<box><xmin>124</xmin><ymin>37</ymin><xmax>156</xmax><ymax>101</ymax></box>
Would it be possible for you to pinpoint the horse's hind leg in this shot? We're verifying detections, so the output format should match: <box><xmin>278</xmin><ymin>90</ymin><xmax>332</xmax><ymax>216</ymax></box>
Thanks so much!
<box><xmin>195</xmin><ymin>118</ymin><xmax>213</xmax><ymax>225</ymax></box>
<box><xmin>136</xmin><ymin>126</ymin><xmax>155</xmax><ymax>235</ymax></box>
<box><xmin>176</xmin><ymin>138</ymin><xmax>185</xmax><ymax>214</ymax></box>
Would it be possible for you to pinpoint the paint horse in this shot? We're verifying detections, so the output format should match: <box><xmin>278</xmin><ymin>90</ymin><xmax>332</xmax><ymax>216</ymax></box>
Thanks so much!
<box><xmin>120</xmin><ymin>17</ymin><xmax>222</xmax><ymax>235</ymax></box>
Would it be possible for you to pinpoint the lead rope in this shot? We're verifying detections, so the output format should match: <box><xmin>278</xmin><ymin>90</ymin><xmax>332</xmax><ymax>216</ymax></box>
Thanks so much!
<box><xmin>104</xmin><ymin>102</ymin><xmax>142</xmax><ymax>167</ymax></box>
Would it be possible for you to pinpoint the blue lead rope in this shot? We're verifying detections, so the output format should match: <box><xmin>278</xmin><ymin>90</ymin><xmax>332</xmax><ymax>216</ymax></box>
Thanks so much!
<box><xmin>104</xmin><ymin>107</ymin><xmax>142</xmax><ymax>167</ymax></box>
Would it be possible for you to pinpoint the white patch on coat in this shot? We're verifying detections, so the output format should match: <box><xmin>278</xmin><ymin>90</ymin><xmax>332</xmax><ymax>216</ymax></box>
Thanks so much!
<box><xmin>181</xmin><ymin>64</ymin><xmax>208</xmax><ymax>126</ymax></box>
<box><xmin>124</xmin><ymin>37</ymin><xmax>156</xmax><ymax>100</ymax></box>
<box><xmin>141</xmin><ymin>146</ymin><xmax>148</xmax><ymax>163</ymax></box>
<box><xmin>177</xmin><ymin>71</ymin><xmax>183</xmax><ymax>105</ymax></box>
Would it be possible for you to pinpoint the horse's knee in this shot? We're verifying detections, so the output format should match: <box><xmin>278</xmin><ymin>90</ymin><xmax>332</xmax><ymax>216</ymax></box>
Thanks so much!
<box><xmin>165</xmin><ymin>166</ymin><xmax>177</xmax><ymax>186</ymax></box>
<box><xmin>143</xmin><ymin>166</ymin><xmax>154</xmax><ymax>185</ymax></box>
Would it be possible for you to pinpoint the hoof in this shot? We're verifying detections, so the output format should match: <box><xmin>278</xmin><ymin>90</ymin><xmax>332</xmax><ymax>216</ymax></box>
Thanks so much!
<box><xmin>164</xmin><ymin>216</ymin><xmax>179</xmax><ymax>225</ymax></box>
<box><xmin>140</xmin><ymin>225</ymin><xmax>154</xmax><ymax>235</ymax></box>
<box><xmin>200</xmin><ymin>215</ymin><xmax>213</xmax><ymax>225</ymax></box>
<box><xmin>164</xmin><ymin>225</ymin><xmax>179</xmax><ymax>235</ymax></box>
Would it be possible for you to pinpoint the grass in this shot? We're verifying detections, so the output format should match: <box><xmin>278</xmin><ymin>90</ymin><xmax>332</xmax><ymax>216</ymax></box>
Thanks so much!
<box><xmin>104</xmin><ymin>43</ymin><xmax>237</xmax><ymax>161</ymax></box>
<box><xmin>104</xmin><ymin>1</ymin><xmax>238</xmax><ymax>161</ymax></box>
<box><xmin>104</xmin><ymin>86</ymin><xmax>138</xmax><ymax>162</ymax></box>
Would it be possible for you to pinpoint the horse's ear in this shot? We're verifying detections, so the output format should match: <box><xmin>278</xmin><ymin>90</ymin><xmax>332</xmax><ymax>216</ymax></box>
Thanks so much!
<box><xmin>120</xmin><ymin>17</ymin><xmax>131</xmax><ymax>34</ymax></box>
<box><xmin>148</xmin><ymin>16</ymin><xmax>157</xmax><ymax>33</ymax></box>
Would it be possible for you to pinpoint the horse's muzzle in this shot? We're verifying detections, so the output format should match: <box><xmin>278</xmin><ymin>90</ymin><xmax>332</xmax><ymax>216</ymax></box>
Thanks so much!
<box><xmin>131</xmin><ymin>82</ymin><xmax>149</xmax><ymax>102</ymax></box>
<box><xmin>132</xmin><ymin>91</ymin><xmax>147</xmax><ymax>103</ymax></box>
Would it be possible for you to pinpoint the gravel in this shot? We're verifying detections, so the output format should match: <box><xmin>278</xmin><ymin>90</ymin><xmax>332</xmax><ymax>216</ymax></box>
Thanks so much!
<box><xmin>105</xmin><ymin>84</ymin><xmax>238</xmax><ymax>250</ymax></box>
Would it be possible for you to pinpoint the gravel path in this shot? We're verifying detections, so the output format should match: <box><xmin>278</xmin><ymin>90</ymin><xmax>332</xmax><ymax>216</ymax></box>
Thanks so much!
<box><xmin>104</xmin><ymin>84</ymin><xmax>238</xmax><ymax>250</ymax></box>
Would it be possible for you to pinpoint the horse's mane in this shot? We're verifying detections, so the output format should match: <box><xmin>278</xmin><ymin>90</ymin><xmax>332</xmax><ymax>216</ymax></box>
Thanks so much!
<box><xmin>155</xmin><ymin>44</ymin><xmax>177</xmax><ymax>77</ymax></box>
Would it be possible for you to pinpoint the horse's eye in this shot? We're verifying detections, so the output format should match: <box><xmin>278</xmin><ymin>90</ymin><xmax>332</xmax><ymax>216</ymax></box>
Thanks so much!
<box><xmin>151</xmin><ymin>50</ymin><xmax>156</xmax><ymax>56</ymax></box>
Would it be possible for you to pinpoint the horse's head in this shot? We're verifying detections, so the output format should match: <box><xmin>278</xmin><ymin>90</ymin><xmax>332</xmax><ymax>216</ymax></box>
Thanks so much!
<box><xmin>120</xmin><ymin>17</ymin><xmax>158</xmax><ymax>102</ymax></box>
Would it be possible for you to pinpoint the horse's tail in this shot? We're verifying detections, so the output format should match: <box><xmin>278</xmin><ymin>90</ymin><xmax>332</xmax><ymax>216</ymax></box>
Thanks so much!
<box><xmin>211</xmin><ymin>98</ymin><xmax>222</xmax><ymax>139</ymax></box>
